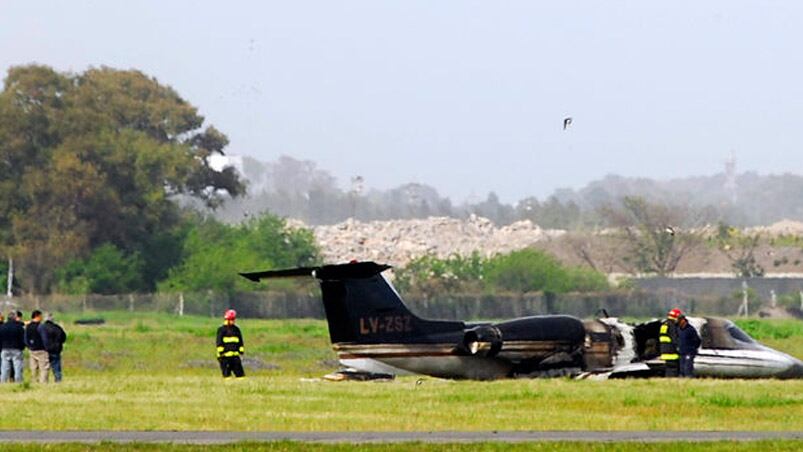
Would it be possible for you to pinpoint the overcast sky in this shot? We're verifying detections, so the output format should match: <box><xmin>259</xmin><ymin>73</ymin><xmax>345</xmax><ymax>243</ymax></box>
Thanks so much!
<box><xmin>2</xmin><ymin>1</ymin><xmax>802</xmax><ymax>203</ymax></box>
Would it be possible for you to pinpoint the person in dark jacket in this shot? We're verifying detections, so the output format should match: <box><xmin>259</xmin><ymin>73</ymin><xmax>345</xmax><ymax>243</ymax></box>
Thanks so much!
<box><xmin>38</xmin><ymin>312</ymin><xmax>67</xmax><ymax>383</ymax></box>
<box><xmin>659</xmin><ymin>308</ymin><xmax>682</xmax><ymax>377</ymax></box>
<box><xmin>216</xmin><ymin>309</ymin><xmax>245</xmax><ymax>378</ymax></box>
<box><xmin>677</xmin><ymin>315</ymin><xmax>702</xmax><ymax>378</ymax></box>
<box><xmin>25</xmin><ymin>310</ymin><xmax>49</xmax><ymax>383</ymax></box>
<box><xmin>0</xmin><ymin>311</ymin><xmax>26</xmax><ymax>383</ymax></box>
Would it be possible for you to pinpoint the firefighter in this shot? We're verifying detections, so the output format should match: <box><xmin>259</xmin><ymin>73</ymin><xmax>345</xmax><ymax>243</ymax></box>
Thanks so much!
<box><xmin>659</xmin><ymin>308</ymin><xmax>681</xmax><ymax>377</ymax></box>
<box><xmin>216</xmin><ymin>309</ymin><xmax>245</xmax><ymax>378</ymax></box>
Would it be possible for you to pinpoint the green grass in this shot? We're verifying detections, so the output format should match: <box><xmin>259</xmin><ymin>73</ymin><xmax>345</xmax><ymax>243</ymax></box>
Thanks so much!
<box><xmin>0</xmin><ymin>313</ymin><xmax>799</xmax><ymax>431</ymax></box>
<box><xmin>1</xmin><ymin>442</ymin><xmax>803</xmax><ymax>452</ymax></box>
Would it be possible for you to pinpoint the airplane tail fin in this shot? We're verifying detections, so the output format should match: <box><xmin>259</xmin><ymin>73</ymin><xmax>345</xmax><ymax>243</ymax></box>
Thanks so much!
<box><xmin>240</xmin><ymin>261</ymin><xmax>463</xmax><ymax>344</ymax></box>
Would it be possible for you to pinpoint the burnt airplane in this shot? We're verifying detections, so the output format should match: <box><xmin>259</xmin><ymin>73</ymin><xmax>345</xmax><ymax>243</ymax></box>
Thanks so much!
<box><xmin>240</xmin><ymin>261</ymin><xmax>803</xmax><ymax>380</ymax></box>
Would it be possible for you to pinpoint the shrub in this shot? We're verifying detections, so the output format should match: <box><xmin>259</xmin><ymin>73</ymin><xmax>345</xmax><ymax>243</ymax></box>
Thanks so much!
<box><xmin>396</xmin><ymin>248</ymin><xmax>608</xmax><ymax>294</ymax></box>
<box><xmin>56</xmin><ymin>244</ymin><xmax>145</xmax><ymax>294</ymax></box>
<box><xmin>158</xmin><ymin>213</ymin><xmax>319</xmax><ymax>294</ymax></box>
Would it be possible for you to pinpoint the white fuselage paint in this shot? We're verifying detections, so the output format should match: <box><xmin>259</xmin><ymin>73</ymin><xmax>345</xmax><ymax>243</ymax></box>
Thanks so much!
<box><xmin>599</xmin><ymin>318</ymin><xmax>636</xmax><ymax>367</ymax></box>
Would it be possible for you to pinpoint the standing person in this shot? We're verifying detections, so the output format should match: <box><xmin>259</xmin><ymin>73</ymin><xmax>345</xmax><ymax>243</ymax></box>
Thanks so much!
<box><xmin>216</xmin><ymin>309</ymin><xmax>245</xmax><ymax>379</ymax></box>
<box><xmin>25</xmin><ymin>310</ymin><xmax>49</xmax><ymax>383</ymax></box>
<box><xmin>677</xmin><ymin>315</ymin><xmax>702</xmax><ymax>378</ymax></box>
<box><xmin>0</xmin><ymin>311</ymin><xmax>25</xmax><ymax>383</ymax></box>
<box><xmin>38</xmin><ymin>313</ymin><xmax>67</xmax><ymax>383</ymax></box>
<box><xmin>659</xmin><ymin>308</ymin><xmax>682</xmax><ymax>377</ymax></box>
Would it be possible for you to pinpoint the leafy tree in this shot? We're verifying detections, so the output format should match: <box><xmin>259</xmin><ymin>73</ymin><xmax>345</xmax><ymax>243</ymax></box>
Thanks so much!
<box><xmin>56</xmin><ymin>243</ymin><xmax>145</xmax><ymax>294</ymax></box>
<box><xmin>0</xmin><ymin>65</ymin><xmax>244</xmax><ymax>293</ymax></box>
<box><xmin>158</xmin><ymin>214</ymin><xmax>319</xmax><ymax>294</ymax></box>
<box><xmin>601</xmin><ymin>196</ymin><xmax>703</xmax><ymax>275</ymax></box>
<box><xmin>484</xmin><ymin>249</ymin><xmax>607</xmax><ymax>294</ymax></box>
<box><xmin>715</xmin><ymin>222</ymin><xmax>764</xmax><ymax>277</ymax></box>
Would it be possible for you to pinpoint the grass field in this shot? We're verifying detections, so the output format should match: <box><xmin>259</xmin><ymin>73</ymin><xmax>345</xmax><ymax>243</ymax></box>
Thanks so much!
<box><xmin>2</xmin><ymin>442</ymin><xmax>803</xmax><ymax>452</ymax></box>
<box><xmin>0</xmin><ymin>312</ymin><xmax>799</xmax><ymax>432</ymax></box>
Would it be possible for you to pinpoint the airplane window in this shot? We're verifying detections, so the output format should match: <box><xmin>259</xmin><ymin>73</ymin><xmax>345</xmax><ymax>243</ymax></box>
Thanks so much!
<box><xmin>727</xmin><ymin>326</ymin><xmax>755</xmax><ymax>344</ymax></box>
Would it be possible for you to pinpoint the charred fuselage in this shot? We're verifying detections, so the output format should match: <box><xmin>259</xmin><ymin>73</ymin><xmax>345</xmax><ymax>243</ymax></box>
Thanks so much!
<box><xmin>240</xmin><ymin>261</ymin><xmax>803</xmax><ymax>380</ymax></box>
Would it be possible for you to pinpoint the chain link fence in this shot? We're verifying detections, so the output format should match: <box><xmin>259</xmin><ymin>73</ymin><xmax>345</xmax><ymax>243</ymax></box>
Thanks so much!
<box><xmin>0</xmin><ymin>287</ymin><xmax>783</xmax><ymax>320</ymax></box>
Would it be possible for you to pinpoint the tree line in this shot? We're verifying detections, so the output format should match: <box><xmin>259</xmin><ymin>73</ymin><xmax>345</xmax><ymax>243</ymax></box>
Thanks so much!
<box><xmin>210</xmin><ymin>156</ymin><xmax>803</xmax><ymax>228</ymax></box>
<box><xmin>0</xmin><ymin>64</ymin><xmax>319</xmax><ymax>296</ymax></box>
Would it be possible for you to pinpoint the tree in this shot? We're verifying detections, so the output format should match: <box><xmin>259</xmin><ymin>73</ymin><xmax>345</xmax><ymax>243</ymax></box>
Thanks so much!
<box><xmin>395</xmin><ymin>249</ymin><xmax>608</xmax><ymax>295</ymax></box>
<box><xmin>484</xmin><ymin>249</ymin><xmax>607</xmax><ymax>294</ymax></box>
<box><xmin>601</xmin><ymin>196</ymin><xmax>703</xmax><ymax>275</ymax></box>
<box><xmin>56</xmin><ymin>243</ymin><xmax>145</xmax><ymax>294</ymax></box>
<box><xmin>0</xmin><ymin>65</ymin><xmax>244</xmax><ymax>293</ymax></box>
<box><xmin>158</xmin><ymin>214</ymin><xmax>319</xmax><ymax>294</ymax></box>
<box><xmin>715</xmin><ymin>222</ymin><xmax>764</xmax><ymax>277</ymax></box>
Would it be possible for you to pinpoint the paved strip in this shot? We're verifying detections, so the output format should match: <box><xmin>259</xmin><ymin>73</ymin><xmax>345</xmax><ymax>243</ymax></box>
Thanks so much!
<box><xmin>0</xmin><ymin>431</ymin><xmax>800</xmax><ymax>444</ymax></box>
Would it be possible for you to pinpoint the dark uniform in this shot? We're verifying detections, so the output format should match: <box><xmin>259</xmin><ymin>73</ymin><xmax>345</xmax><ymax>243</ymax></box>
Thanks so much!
<box><xmin>216</xmin><ymin>323</ymin><xmax>245</xmax><ymax>378</ymax></box>
<box><xmin>659</xmin><ymin>319</ymin><xmax>680</xmax><ymax>377</ymax></box>
<box><xmin>678</xmin><ymin>319</ymin><xmax>702</xmax><ymax>378</ymax></box>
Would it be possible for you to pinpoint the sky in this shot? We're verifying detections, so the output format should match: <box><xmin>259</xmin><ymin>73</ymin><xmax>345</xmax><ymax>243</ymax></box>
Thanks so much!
<box><xmin>2</xmin><ymin>1</ymin><xmax>802</xmax><ymax>203</ymax></box>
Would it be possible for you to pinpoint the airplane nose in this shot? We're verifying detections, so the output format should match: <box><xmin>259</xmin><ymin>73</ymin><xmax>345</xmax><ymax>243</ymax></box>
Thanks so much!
<box><xmin>778</xmin><ymin>358</ymin><xmax>803</xmax><ymax>379</ymax></box>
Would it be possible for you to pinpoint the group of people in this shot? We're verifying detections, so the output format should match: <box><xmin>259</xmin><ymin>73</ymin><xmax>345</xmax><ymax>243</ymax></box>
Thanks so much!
<box><xmin>659</xmin><ymin>308</ymin><xmax>701</xmax><ymax>377</ymax></box>
<box><xmin>0</xmin><ymin>310</ymin><xmax>67</xmax><ymax>383</ymax></box>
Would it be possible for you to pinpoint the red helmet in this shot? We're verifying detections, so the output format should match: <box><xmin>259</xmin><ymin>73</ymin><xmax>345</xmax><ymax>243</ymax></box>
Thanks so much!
<box><xmin>224</xmin><ymin>309</ymin><xmax>237</xmax><ymax>321</ymax></box>
<box><xmin>667</xmin><ymin>308</ymin><xmax>682</xmax><ymax>320</ymax></box>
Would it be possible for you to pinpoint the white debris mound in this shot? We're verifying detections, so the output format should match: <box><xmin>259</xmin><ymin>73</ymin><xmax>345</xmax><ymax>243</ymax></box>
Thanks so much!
<box><xmin>298</xmin><ymin>215</ymin><xmax>565</xmax><ymax>267</ymax></box>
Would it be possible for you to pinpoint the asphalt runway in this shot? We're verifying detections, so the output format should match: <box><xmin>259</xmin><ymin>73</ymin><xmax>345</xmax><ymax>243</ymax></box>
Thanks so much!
<box><xmin>0</xmin><ymin>431</ymin><xmax>800</xmax><ymax>444</ymax></box>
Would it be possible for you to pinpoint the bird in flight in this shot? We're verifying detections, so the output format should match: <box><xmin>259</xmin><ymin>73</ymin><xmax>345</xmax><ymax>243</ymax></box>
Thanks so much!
<box><xmin>563</xmin><ymin>117</ymin><xmax>573</xmax><ymax>130</ymax></box>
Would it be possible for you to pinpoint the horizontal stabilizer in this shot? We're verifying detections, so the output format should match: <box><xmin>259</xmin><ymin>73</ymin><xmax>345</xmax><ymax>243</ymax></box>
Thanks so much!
<box><xmin>239</xmin><ymin>261</ymin><xmax>392</xmax><ymax>282</ymax></box>
<box><xmin>239</xmin><ymin>267</ymin><xmax>318</xmax><ymax>282</ymax></box>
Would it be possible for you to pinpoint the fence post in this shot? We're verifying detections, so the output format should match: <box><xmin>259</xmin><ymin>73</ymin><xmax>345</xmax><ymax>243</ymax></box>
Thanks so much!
<box><xmin>128</xmin><ymin>294</ymin><xmax>135</xmax><ymax>312</ymax></box>
<box><xmin>740</xmin><ymin>281</ymin><xmax>749</xmax><ymax>317</ymax></box>
<box><xmin>177</xmin><ymin>292</ymin><xmax>184</xmax><ymax>317</ymax></box>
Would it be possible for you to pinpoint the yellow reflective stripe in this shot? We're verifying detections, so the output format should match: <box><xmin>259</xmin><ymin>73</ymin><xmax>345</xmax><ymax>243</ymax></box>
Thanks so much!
<box><xmin>216</xmin><ymin>346</ymin><xmax>225</xmax><ymax>352</ymax></box>
<box><xmin>659</xmin><ymin>324</ymin><xmax>668</xmax><ymax>334</ymax></box>
<box><xmin>222</xmin><ymin>351</ymin><xmax>240</xmax><ymax>357</ymax></box>
<box><xmin>239</xmin><ymin>347</ymin><xmax>244</xmax><ymax>353</ymax></box>
<box><xmin>222</xmin><ymin>336</ymin><xmax>240</xmax><ymax>343</ymax></box>
<box><xmin>661</xmin><ymin>353</ymin><xmax>679</xmax><ymax>360</ymax></box>
<box><xmin>659</xmin><ymin>336</ymin><xmax>672</xmax><ymax>343</ymax></box>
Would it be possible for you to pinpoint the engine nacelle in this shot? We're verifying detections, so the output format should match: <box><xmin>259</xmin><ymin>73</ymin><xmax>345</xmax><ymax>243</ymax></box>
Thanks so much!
<box><xmin>462</xmin><ymin>325</ymin><xmax>503</xmax><ymax>357</ymax></box>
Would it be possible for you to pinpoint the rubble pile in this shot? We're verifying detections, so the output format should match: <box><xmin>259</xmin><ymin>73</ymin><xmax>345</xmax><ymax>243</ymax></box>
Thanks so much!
<box><xmin>747</xmin><ymin>219</ymin><xmax>803</xmax><ymax>236</ymax></box>
<box><xmin>305</xmin><ymin>215</ymin><xmax>565</xmax><ymax>267</ymax></box>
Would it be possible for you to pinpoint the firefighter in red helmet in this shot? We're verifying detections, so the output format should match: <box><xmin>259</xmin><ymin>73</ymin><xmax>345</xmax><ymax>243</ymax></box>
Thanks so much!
<box><xmin>216</xmin><ymin>309</ymin><xmax>245</xmax><ymax>378</ymax></box>
<box><xmin>659</xmin><ymin>308</ymin><xmax>682</xmax><ymax>377</ymax></box>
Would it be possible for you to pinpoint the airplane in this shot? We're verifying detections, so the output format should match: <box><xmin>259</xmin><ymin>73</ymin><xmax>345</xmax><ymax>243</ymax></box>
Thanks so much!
<box><xmin>240</xmin><ymin>261</ymin><xmax>803</xmax><ymax>380</ymax></box>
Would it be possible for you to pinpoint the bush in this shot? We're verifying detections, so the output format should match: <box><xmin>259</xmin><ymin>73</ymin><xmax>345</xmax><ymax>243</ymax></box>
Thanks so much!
<box><xmin>396</xmin><ymin>248</ymin><xmax>608</xmax><ymax>294</ymax></box>
<box><xmin>56</xmin><ymin>244</ymin><xmax>145</xmax><ymax>294</ymax></box>
<box><xmin>394</xmin><ymin>252</ymin><xmax>485</xmax><ymax>293</ymax></box>
<box><xmin>158</xmin><ymin>214</ymin><xmax>319</xmax><ymax>294</ymax></box>
<box><xmin>484</xmin><ymin>249</ymin><xmax>608</xmax><ymax>294</ymax></box>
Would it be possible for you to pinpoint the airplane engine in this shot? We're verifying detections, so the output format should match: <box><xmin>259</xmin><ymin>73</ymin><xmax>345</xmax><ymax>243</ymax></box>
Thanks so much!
<box><xmin>462</xmin><ymin>325</ymin><xmax>503</xmax><ymax>357</ymax></box>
